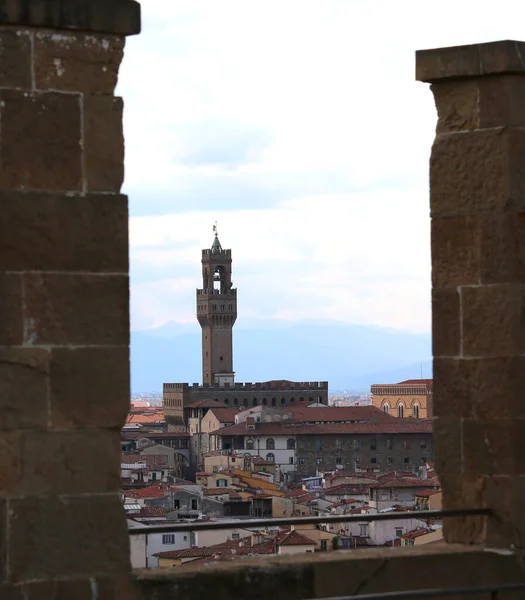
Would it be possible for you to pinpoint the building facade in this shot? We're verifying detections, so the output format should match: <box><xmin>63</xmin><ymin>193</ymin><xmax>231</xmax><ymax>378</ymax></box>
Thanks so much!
<box><xmin>370</xmin><ymin>379</ymin><xmax>433</xmax><ymax>419</ymax></box>
<box><xmin>163</xmin><ymin>232</ymin><xmax>328</xmax><ymax>432</ymax></box>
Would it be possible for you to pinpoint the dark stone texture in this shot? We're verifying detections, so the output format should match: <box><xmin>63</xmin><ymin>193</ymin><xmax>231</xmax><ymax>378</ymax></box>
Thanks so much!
<box><xmin>417</xmin><ymin>40</ymin><xmax>525</xmax><ymax>83</ymax></box>
<box><xmin>0</xmin><ymin>0</ymin><xmax>140</xmax><ymax>36</ymax></box>
<box><xmin>0</xmin><ymin>192</ymin><xmax>128</xmax><ymax>272</ymax></box>
<box><xmin>0</xmin><ymin>348</ymin><xmax>49</xmax><ymax>431</ymax></box>
<box><xmin>0</xmin><ymin>274</ymin><xmax>22</xmax><ymax>345</ymax></box>
<box><xmin>50</xmin><ymin>346</ymin><xmax>130</xmax><ymax>429</ymax></box>
<box><xmin>0</xmin><ymin>90</ymin><xmax>82</xmax><ymax>192</ymax></box>
<box><xmin>23</xmin><ymin>273</ymin><xmax>129</xmax><ymax>346</ymax></box>
<box><xmin>9</xmin><ymin>494</ymin><xmax>130</xmax><ymax>582</ymax></box>
<box><xmin>0</xmin><ymin>28</ymin><xmax>31</xmax><ymax>89</ymax></box>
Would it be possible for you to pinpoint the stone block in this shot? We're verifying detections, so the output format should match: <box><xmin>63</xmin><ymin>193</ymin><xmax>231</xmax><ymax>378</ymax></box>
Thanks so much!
<box><xmin>50</xmin><ymin>347</ymin><xmax>130</xmax><ymax>429</ymax></box>
<box><xmin>0</xmin><ymin>0</ymin><xmax>141</xmax><ymax>36</ymax></box>
<box><xmin>434</xmin><ymin>357</ymin><xmax>525</xmax><ymax>420</ymax></box>
<box><xmin>461</xmin><ymin>284</ymin><xmax>525</xmax><ymax>357</ymax></box>
<box><xmin>431</xmin><ymin>216</ymin><xmax>480</xmax><ymax>287</ymax></box>
<box><xmin>417</xmin><ymin>40</ymin><xmax>525</xmax><ymax>83</ymax></box>
<box><xmin>34</xmin><ymin>31</ymin><xmax>124</xmax><ymax>93</ymax></box>
<box><xmin>440</xmin><ymin>474</ymin><xmax>486</xmax><ymax>544</ymax></box>
<box><xmin>19</xmin><ymin>430</ymin><xmax>121</xmax><ymax>495</ymax></box>
<box><xmin>0</xmin><ymin>28</ymin><xmax>31</xmax><ymax>89</ymax></box>
<box><xmin>431</xmin><ymin>80</ymin><xmax>479</xmax><ymax>133</ymax></box>
<box><xmin>84</xmin><ymin>95</ymin><xmax>124</xmax><ymax>192</ymax></box>
<box><xmin>9</xmin><ymin>494</ymin><xmax>130</xmax><ymax>582</ymax></box>
<box><xmin>479</xmin><ymin>212</ymin><xmax>525</xmax><ymax>284</ymax></box>
<box><xmin>0</xmin><ymin>500</ymin><xmax>5</xmax><ymax>584</ymax></box>
<box><xmin>479</xmin><ymin>74</ymin><xmax>525</xmax><ymax>129</ymax></box>
<box><xmin>432</xmin><ymin>290</ymin><xmax>460</xmax><ymax>356</ymax></box>
<box><xmin>0</xmin><ymin>90</ymin><xmax>81</xmax><ymax>191</ymax></box>
<box><xmin>0</xmin><ymin>274</ymin><xmax>22</xmax><ymax>345</ymax></box>
<box><xmin>0</xmin><ymin>348</ymin><xmax>49</xmax><ymax>430</ymax></box>
<box><xmin>23</xmin><ymin>273</ymin><xmax>129</xmax><ymax>346</ymax></box>
<box><xmin>430</xmin><ymin>128</ymin><xmax>525</xmax><ymax>217</ymax></box>
<box><xmin>432</xmin><ymin>417</ymin><xmax>462</xmax><ymax>475</ymax></box>
<box><xmin>0</xmin><ymin>432</ymin><xmax>20</xmax><ymax>497</ymax></box>
<box><xmin>461</xmin><ymin>419</ymin><xmax>525</xmax><ymax>476</ymax></box>
<box><xmin>21</xmin><ymin>580</ymin><xmax>93</xmax><ymax>600</ymax></box>
<box><xmin>0</xmin><ymin>192</ymin><xmax>128</xmax><ymax>272</ymax></box>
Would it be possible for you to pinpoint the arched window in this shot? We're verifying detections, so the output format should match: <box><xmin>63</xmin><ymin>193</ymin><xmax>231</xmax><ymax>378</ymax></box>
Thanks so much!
<box><xmin>382</xmin><ymin>402</ymin><xmax>390</xmax><ymax>414</ymax></box>
<box><xmin>253</xmin><ymin>398</ymin><xmax>258</xmax><ymax>406</ymax></box>
<box><xmin>266</xmin><ymin>453</ymin><xmax>275</xmax><ymax>463</ymax></box>
<box><xmin>309</xmin><ymin>397</ymin><xmax>314</xmax><ymax>403</ymax></box>
<box><xmin>290</xmin><ymin>397</ymin><xmax>295</xmax><ymax>403</ymax></box>
<box><xmin>246</xmin><ymin>438</ymin><xmax>254</xmax><ymax>450</ymax></box>
<box><xmin>280</xmin><ymin>397</ymin><xmax>286</xmax><ymax>406</ymax></box>
<box><xmin>243</xmin><ymin>398</ymin><xmax>248</xmax><ymax>407</ymax></box>
<box><xmin>266</xmin><ymin>438</ymin><xmax>275</xmax><ymax>450</ymax></box>
<box><xmin>271</xmin><ymin>398</ymin><xmax>277</xmax><ymax>406</ymax></box>
<box><xmin>287</xmin><ymin>438</ymin><xmax>295</xmax><ymax>450</ymax></box>
<box><xmin>234</xmin><ymin>398</ymin><xmax>238</xmax><ymax>406</ymax></box>
<box><xmin>413</xmin><ymin>404</ymin><xmax>420</xmax><ymax>418</ymax></box>
<box><xmin>262</xmin><ymin>398</ymin><xmax>267</xmax><ymax>406</ymax></box>
<box><xmin>398</xmin><ymin>404</ymin><xmax>405</xmax><ymax>418</ymax></box>
<box><xmin>224</xmin><ymin>398</ymin><xmax>229</xmax><ymax>405</ymax></box>
<box><xmin>300</xmin><ymin>397</ymin><xmax>304</xmax><ymax>402</ymax></box>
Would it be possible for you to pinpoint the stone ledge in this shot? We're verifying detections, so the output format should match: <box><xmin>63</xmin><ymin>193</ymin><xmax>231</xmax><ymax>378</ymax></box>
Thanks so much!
<box><xmin>133</xmin><ymin>545</ymin><xmax>525</xmax><ymax>600</ymax></box>
<box><xmin>416</xmin><ymin>40</ymin><xmax>525</xmax><ymax>82</ymax></box>
<box><xmin>0</xmin><ymin>0</ymin><xmax>140</xmax><ymax>36</ymax></box>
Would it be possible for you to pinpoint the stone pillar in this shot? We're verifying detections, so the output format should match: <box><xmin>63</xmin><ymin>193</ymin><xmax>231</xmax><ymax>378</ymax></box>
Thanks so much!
<box><xmin>0</xmin><ymin>0</ymin><xmax>140</xmax><ymax>597</ymax></box>
<box><xmin>417</xmin><ymin>41</ymin><xmax>525</xmax><ymax>548</ymax></box>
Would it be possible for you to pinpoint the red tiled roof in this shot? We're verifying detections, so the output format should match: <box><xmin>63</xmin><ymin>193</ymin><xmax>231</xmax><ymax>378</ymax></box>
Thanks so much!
<box><xmin>324</xmin><ymin>484</ymin><xmax>371</xmax><ymax>496</ymax></box>
<box><xmin>210</xmin><ymin>408</ymin><xmax>241</xmax><ymax>423</ymax></box>
<box><xmin>397</xmin><ymin>379</ymin><xmax>433</xmax><ymax>385</ymax></box>
<box><xmin>415</xmin><ymin>489</ymin><xmax>442</xmax><ymax>498</ymax></box>
<box><xmin>126</xmin><ymin>412</ymin><xmax>165</xmax><ymax>425</ymax></box>
<box><xmin>282</xmin><ymin>406</ymin><xmax>395</xmax><ymax>423</ymax></box>
<box><xmin>212</xmin><ymin>419</ymin><xmax>432</xmax><ymax>437</ymax></box>
<box><xmin>277</xmin><ymin>530</ymin><xmax>316</xmax><ymax>546</ymax></box>
<box><xmin>124</xmin><ymin>483</ymin><xmax>179</xmax><ymax>499</ymax></box>
<box><xmin>370</xmin><ymin>476</ymin><xmax>440</xmax><ymax>490</ymax></box>
<box><xmin>401</xmin><ymin>528</ymin><xmax>433</xmax><ymax>540</ymax></box>
<box><xmin>196</xmin><ymin>472</ymin><xmax>212</xmax><ymax>477</ymax></box>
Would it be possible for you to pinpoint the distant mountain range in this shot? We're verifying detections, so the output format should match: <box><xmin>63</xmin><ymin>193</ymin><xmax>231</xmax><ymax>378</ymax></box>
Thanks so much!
<box><xmin>130</xmin><ymin>320</ymin><xmax>432</xmax><ymax>394</ymax></box>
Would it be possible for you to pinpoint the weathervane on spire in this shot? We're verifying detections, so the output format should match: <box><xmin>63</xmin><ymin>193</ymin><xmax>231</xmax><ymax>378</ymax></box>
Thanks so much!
<box><xmin>213</xmin><ymin>221</ymin><xmax>218</xmax><ymax>237</ymax></box>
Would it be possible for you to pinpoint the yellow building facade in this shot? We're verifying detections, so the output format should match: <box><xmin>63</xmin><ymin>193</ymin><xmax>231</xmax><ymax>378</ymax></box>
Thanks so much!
<box><xmin>371</xmin><ymin>379</ymin><xmax>432</xmax><ymax>419</ymax></box>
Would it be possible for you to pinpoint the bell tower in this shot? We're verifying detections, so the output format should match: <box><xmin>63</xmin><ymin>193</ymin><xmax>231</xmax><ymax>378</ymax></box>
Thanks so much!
<box><xmin>196</xmin><ymin>226</ymin><xmax>237</xmax><ymax>386</ymax></box>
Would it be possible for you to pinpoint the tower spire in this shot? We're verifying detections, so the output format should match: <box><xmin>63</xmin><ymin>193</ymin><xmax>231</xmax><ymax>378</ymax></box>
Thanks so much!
<box><xmin>211</xmin><ymin>221</ymin><xmax>222</xmax><ymax>254</ymax></box>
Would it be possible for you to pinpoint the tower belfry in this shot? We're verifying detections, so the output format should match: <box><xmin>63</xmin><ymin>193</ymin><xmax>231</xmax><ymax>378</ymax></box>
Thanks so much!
<box><xmin>196</xmin><ymin>226</ymin><xmax>237</xmax><ymax>386</ymax></box>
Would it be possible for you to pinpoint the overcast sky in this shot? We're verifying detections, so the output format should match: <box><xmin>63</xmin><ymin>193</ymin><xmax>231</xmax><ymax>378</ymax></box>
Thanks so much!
<box><xmin>118</xmin><ymin>1</ymin><xmax>521</xmax><ymax>334</ymax></box>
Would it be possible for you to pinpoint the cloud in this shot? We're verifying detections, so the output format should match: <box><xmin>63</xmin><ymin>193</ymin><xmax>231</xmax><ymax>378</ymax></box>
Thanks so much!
<box><xmin>119</xmin><ymin>0</ymin><xmax>525</xmax><ymax>334</ymax></box>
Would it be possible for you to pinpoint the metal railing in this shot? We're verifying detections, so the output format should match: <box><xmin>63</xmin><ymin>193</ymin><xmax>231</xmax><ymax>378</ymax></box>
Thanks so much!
<box><xmin>127</xmin><ymin>507</ymin><xmax>490</xmax><ymax>535</ymax></box>
<box><xmin>129</xmin><ymin>508</ymin><xmax>525</xmax><ymax>599</ymax></box>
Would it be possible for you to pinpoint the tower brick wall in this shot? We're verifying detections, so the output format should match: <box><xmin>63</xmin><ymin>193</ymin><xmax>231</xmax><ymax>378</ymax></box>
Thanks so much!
<box><xmin>417</xmin><ymin>40</ymin><xmax>525</xmax><ymax>548</ymax></box>
<box><xmin>0</xmin><ymin>0</ymin><xmax>140</xmax><ymax>597</ymax></box>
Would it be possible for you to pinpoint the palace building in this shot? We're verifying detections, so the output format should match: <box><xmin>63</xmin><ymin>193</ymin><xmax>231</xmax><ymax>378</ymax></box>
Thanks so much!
<box><xmin>163</xmin><ymin>230</ymin><xmax>328</xmax><ymax>431</ymax></box>
<box><xmin>370</xmin><ymin>379</ymin><xmax>433</xmax><ymax>419</ymax></box>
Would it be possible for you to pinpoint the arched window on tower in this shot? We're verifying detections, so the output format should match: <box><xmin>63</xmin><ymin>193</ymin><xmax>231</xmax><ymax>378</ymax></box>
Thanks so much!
<box><xmin>413</xmin><ymin>404</ymin><xmax>420</xmax><ymax>418</ymax></box>
<box><xmin>383</xmin><ymin>402</ymin><xmax>390</xmax><ymax>415</ymax></box>
<box><xmin>252</xmin><ymin>398</ymin><xmax>258</xmax><ymax>406</ymax></box>
<box><xmin>234</xmin><ymin>398</ymin><xmax>239</xmax><ymax>406</ymax></box>
<box><xmin>262</xmin><ymin>398</ymin><xmax>267</xmax><ymax>406</ymax></box>
<box><xmin>398</xmin><ymin>403</ymin><xmax>405</xmax><ymax>418</ymax></box>
<box><xmin>266</xmin><ymin>438</ymin><xmax>275</xmax><ymax>450</ymax></box>
<box><xmin>280</xmin><ymin>397</ymin><xmax>286</xmax><ymax>406</ymax></box>
<box><xmin>271</xmin><ymin>398</ymin><xmax>276</xmax><ymax>407</ymax></box>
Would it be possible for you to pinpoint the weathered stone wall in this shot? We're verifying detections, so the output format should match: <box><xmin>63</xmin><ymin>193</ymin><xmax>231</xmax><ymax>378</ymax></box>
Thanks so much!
<box><xmin>417</xmin><ymin>40</ymin><xmax>525</xmax><ymax>548</ymax></box>
<box><xmin>0</xmin><ymin>0</ymin><xmax>140</xmax><ymax>597</ymax></box>
<box><xmin>295</xmin><ymin>432</ymin><xmax>433</xmax><ymax>478</ymax></box>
